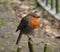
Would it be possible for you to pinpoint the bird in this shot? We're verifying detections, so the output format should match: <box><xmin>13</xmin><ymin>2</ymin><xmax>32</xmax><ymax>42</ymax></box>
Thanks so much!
<box><xmin>16</xmin><ymin>11</ymin><xmax>41</xmax><ymax>45</ymax></box>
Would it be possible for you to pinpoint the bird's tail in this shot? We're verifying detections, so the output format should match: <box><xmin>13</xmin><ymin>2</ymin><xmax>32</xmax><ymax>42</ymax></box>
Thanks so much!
<box><xmin>16</xmin><ymin>27</ymin><xmax>19</xmax><ymax>32</ymax></box>
<box><xmin>16</xmin><ymin>31</ymin><xmax>22</xmax><ymax>45</ymax></box>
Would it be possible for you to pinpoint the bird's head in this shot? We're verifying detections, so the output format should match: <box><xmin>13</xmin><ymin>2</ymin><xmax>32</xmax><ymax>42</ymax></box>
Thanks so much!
<box><xmin>32</xmin><ymin>13</ymin><xmax>40</xmax><ymax>18</ymax></box>
<box><xmin>31</xmin><ymin>10</ymin><xmax>41</xmax><ymax>18</ymax></box>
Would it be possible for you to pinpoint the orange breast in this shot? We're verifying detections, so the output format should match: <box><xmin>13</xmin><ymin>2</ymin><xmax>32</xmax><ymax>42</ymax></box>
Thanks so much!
<box><xmin>29</xmin><ymin>17</ymin><xmax>40</xmax><ymax>29</ymax></box>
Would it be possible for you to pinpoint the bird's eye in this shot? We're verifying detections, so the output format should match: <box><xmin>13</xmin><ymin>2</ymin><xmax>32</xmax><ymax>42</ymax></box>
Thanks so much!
<box><xmin>33</xmin><ymin>16</ymin><xmax>35</xmax><ymax>17</ymax></box>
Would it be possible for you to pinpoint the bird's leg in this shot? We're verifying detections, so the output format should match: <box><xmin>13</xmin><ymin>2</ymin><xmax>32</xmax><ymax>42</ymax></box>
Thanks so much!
<box><xmin>27</xmin><ymin>35</ymin><xmax>31</xmax><ymax>39</ymax></box>
<box><xmin>27</xmin><ymin>35</ymin><xmax>33</xmax><ymax>42</ymax></box>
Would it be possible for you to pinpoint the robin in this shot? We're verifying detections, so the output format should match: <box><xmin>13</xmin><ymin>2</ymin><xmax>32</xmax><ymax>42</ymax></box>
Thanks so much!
<box><xmin>16</xmin><ymin>11</ymin><xmax>41</xmax><ymax>45</ymax></box>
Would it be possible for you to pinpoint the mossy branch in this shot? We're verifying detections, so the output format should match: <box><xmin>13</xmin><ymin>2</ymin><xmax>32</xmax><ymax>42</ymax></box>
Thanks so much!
<box><xmin>28</xmin><ymin>37</ymin><xmax>34</xmax><ymax>52</ymax></box>
<box><xmin>17</xmin><ymin>46</ymin><xmax>22</xmax><ymax>52</ymax></box>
